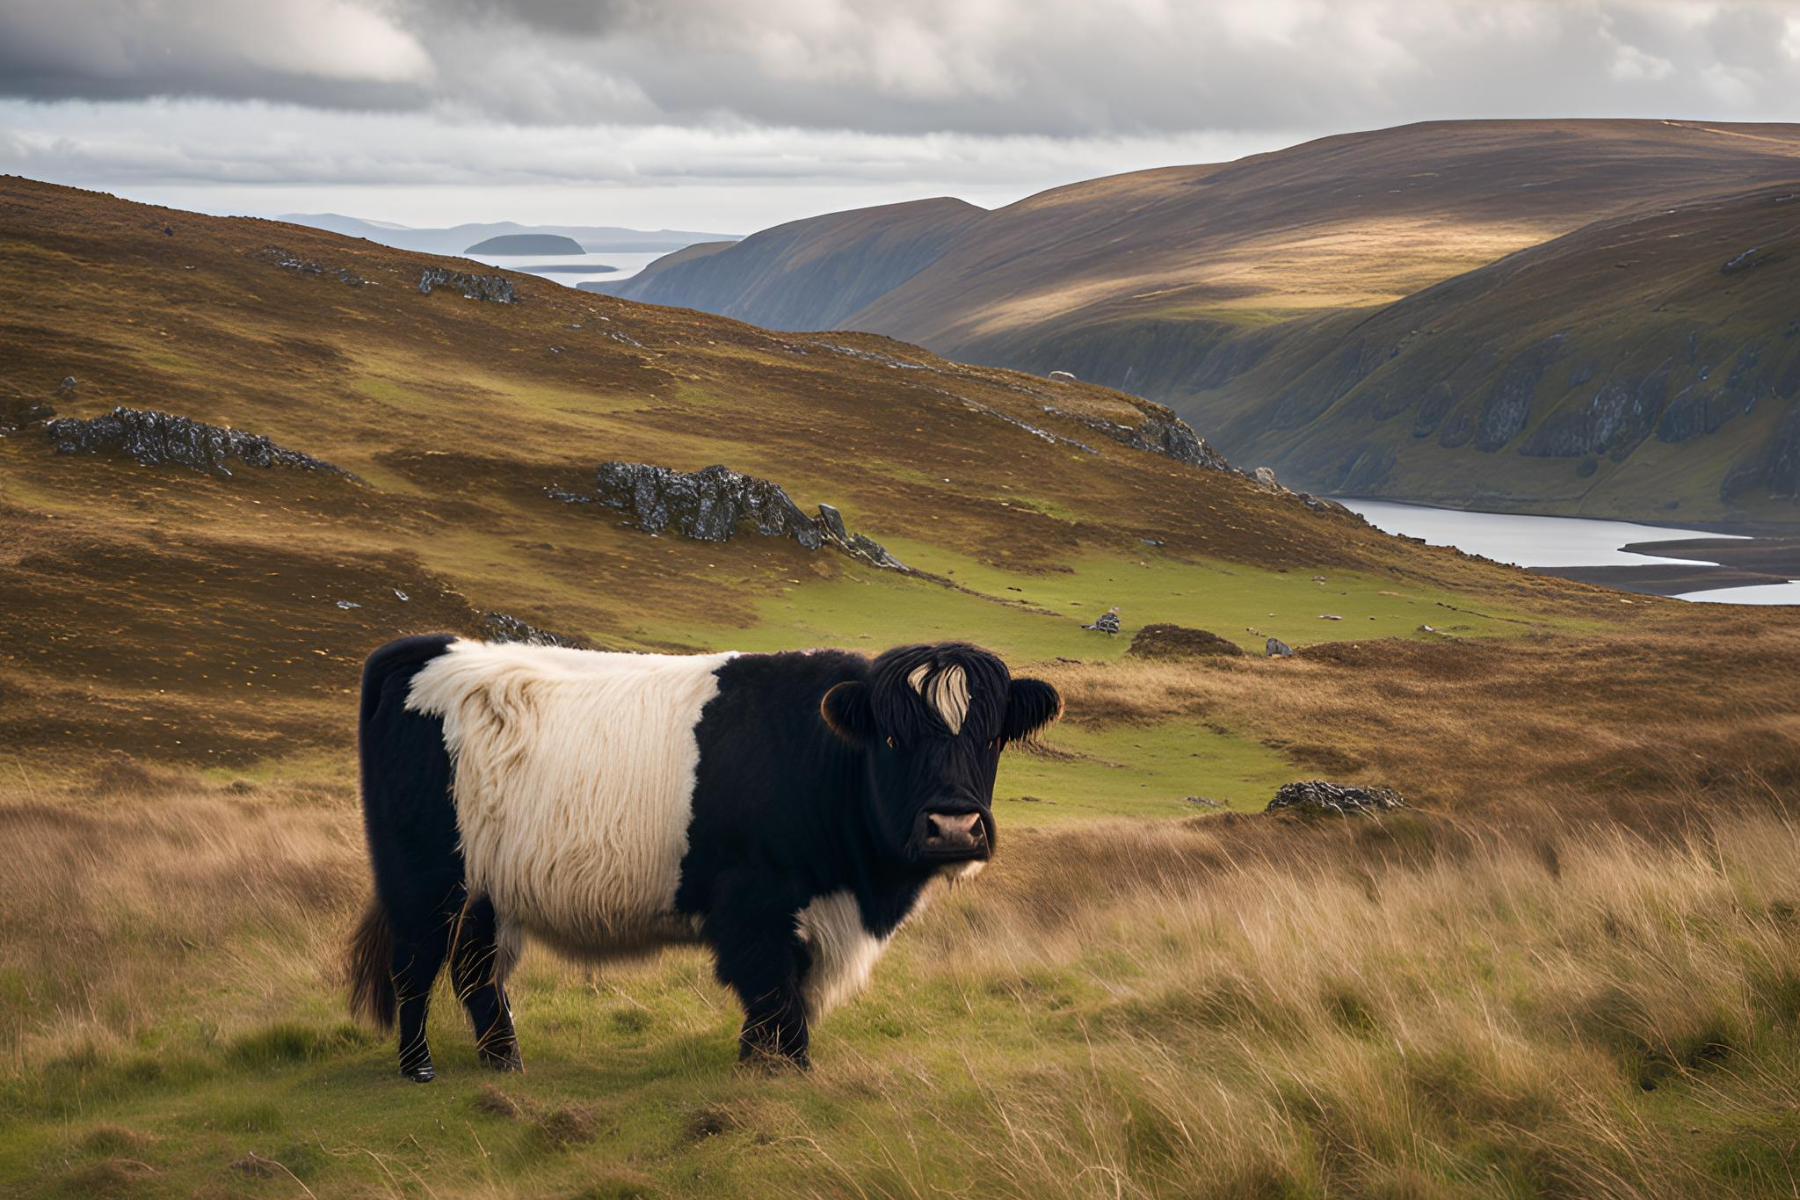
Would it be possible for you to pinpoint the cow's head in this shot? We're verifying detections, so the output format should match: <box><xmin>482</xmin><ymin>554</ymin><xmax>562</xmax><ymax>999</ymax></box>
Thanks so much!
<box><xmin>820</xmin><ymin>643</ymin><xmax>1062</xmax><ymax>866</ymax></box>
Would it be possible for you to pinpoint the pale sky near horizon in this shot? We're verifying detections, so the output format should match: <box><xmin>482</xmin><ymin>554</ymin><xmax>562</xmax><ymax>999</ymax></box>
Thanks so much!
<box><xmin>3</xmin><ymin>0</ymin><xmax>1798</xmax><ymax>233</ymax></box>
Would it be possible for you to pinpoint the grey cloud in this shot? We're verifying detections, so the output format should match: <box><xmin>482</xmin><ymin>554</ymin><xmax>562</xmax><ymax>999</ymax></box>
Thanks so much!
<box><xmin>2</xmin><ymin>0</ymin><xmax>1798</xmax><ymax>137</ymax></box>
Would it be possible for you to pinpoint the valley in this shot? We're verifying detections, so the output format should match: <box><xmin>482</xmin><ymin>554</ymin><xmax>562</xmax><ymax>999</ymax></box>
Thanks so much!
<box><xmin>602</xmin><ymin>120</ymin><xmax>1800</xmax><ymax>526</ymax></box>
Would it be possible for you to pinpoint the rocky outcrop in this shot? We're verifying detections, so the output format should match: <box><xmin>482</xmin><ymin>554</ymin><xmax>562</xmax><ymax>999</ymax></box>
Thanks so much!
<box><xmin>1519</xmin><ymin>361</ymin><xmax>1671</xmax><ymax>459</ymax></box>
<box><xmin>1265</xmin><ymin>780</ymin><xmax>1407</xmax><ymax>815</ymax></box>
<box><xmin>1266</xmin><ymin>637</ymin><xmax>1295</xmax><ymax>658</ymax></box>
<box><xmin>45</xmin><ymin>407</ymin><xmax>352</xmax><ymax>478</ymax></box>
<box><xmin>557</xmin><ymin>462</ymin><xmax>908</xmax><ymax>571</ymax></box>
<box><xmin>1126</xmin><ymin>624</ymin><xmax>1246</xmax><ymax>659</ymax></box>
<box><xmin>418</xmin><ymin>268</ymin><xmax>516</xmax><ymax>303</ymax></box>
<box><xmin>1043</xmin><ymin>400</ymin><xmax>1231</xmax><ymax>472</ymax></box>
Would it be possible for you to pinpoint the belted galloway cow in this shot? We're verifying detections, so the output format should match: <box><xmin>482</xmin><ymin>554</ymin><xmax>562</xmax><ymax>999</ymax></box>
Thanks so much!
<box><xmin>347</xmin><ymin>635</ymin><xmax>1061</xmax><ymax>1079</ymax></box>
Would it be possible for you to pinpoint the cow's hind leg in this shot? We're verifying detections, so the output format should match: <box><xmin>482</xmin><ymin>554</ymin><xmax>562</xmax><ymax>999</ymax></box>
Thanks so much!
<box><xmin>391</xmin><ymin>907</ymin><xmax>452</xmax><ymax>1083</ymax></box>
<box><xmin>451</xmin><ymin>896</ymin><xmax>523</xmax><ymax>1072</ymax></box>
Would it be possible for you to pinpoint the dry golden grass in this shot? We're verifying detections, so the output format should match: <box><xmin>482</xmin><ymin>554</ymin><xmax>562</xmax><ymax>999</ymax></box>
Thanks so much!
<box><xmin>3</xmin><ymin>768</ymin><xmax>1799</xmax><ymax>1197</ymax></box>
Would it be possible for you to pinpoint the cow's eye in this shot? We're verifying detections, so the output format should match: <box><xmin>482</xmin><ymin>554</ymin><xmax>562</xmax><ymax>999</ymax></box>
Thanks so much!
<box><xmin>886</xmin><ymin>736</ymin><xmax>897</xmax><ymax>750</ymax></box>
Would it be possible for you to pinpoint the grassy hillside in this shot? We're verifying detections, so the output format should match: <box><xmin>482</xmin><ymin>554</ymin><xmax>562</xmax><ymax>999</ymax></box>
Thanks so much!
<box><xmin>1185</xmin><ymin>184</ymin><xmax>1800</xmax><ymax>523</ymax></box>
<box><xmin>4</xmin><ymin>177</ymin><xmax>1800</xmax><ymax>1198</ymax></box>
<box><xmin>601</xmin><ymin>120</ymin><xmax>1800</xmax><ymax>523</ymax></box>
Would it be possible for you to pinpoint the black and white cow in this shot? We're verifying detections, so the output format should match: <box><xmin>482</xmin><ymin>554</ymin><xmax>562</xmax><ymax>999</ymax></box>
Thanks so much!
<box><xmin>347</xmin><ymin>635</ymin><xmax>1062</xmax><ymax>1080</ymax></box>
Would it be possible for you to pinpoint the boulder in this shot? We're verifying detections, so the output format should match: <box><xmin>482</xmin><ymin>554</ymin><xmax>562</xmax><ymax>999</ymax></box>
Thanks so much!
<box><xmin>1047</xmin><ymin>370</ymin><xmax>1078</xmax><ymax>382</ymax></box>
<box><xmin>1254</xmin><ymin>466</ymin><xmax>1280</xmax><ymax>491</ymax></box>
<box><xmin>1265</xmin><ymin>637</ymin><xmax>1294</xmax><ymax>658</ymax></box>
<box><xmin>1265</xmin><ymin>780</ymin><xmax>1406</xmax><ymax>815</ymax></box>
<box><xmin>44</xmin><ymin>407</ymin><xmax>352</xmax><ymax>479</ymax></box>
<box><xmin>1126</xmin><ymin>623</ymin><xmax>1246</xmax><ymax>660</ymax></box>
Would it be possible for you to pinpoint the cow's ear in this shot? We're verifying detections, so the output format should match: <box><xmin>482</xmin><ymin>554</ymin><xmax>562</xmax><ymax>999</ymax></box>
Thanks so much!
<box><xmin>1003</xmin><ymin>678</ymin><xmax>1063</xmax><ymax>743</ymax></box>
<box><xmin>821</xmin><ymin>681</ymin><xmax>876</xmax><ymax>746</ymax></box>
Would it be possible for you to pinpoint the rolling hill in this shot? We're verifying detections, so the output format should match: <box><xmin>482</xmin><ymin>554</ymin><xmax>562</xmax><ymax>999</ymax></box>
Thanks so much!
<box><xmin>603</xmin><ymin>119</ymin><xmax>1800</xmax><ymax>524</ymax></box>
<box><xmin>599</xmin><ymin>196</ymin><xmax>984</xmax><ymax>330</ymax></box>
<box><xmin>7</xmin><ymin>177</ymin><xmax>1800</xmax><ymax>1199</ymax></box>
<box><xmin>278</xmin><ymin>212</ymin><xmax>738</xmax><ymax>255</ymax></box>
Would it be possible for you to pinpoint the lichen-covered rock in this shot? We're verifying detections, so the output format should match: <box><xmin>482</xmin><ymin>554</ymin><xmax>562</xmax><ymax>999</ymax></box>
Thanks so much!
<box><xmin>45</xmin><ymin>407</ymin><xmax>351</xmax><ymax>478</ymax></box>
<box><xmin>419</xmin><ymin>268</ymin><xmax>515</xmax><ymax>303</ymax></box>
<box><xmin>564</xmin><ymin>462</ymin><xmax>908</xmax><ymax>571</ymax></box>
<box><xmin>1126</xmin><ymin>624</ymin><xmax>1247</xmax><ymax>659</ymax></box>
<box><xmin>1266</xmin><ymin>780</ymin><xmax>1406</xmax><ymax>815</ymax></box>
<box><xmin>1265</xmin><ymin>637</ymin><xmax>1295</xmax><ymax>658</ymax></box>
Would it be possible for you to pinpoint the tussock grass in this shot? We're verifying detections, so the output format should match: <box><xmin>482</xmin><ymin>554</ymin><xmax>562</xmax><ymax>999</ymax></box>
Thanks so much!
<box><xmin>3</xmin><ymin>775</ymin><xmax>1799</xmax><ymax>1197</ymax></box>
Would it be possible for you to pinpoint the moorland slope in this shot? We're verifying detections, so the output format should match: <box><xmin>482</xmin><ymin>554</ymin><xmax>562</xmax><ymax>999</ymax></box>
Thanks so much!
<box><xmin>5</xmin><ymin>177</ymin><xmax>1800</xmax><ymax>1199</ymax></box>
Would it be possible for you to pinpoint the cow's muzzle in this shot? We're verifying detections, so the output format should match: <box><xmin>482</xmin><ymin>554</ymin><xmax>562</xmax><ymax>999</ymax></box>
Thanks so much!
<box><xmin>919</xmin><ymin>809</ymin><xmax>992</xmax><ymax>860</ymax></box>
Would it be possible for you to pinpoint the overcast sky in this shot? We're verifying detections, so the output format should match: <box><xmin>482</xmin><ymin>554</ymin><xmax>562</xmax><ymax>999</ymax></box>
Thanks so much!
<box><xmin>3</xmin><ymin>0</ymin><xmax>1798</xmax><ymax>232</ymax></box>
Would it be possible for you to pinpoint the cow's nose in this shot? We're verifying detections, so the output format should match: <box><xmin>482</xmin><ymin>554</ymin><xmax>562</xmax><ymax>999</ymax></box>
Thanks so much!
<box><xmin>925</xmin><ymin>811</ymin><xmax>984</xmax><ymax>849</ymax></box>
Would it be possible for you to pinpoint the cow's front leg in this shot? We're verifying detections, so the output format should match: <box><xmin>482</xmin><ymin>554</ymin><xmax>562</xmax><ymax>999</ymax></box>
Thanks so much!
<box><xmin>708</xmin><ymin>900</ymin><xmax>811</xmax><ymax>1069</ymax></box>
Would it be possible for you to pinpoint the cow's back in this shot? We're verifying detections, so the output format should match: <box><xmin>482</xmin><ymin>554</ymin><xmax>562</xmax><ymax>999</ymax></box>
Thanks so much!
<box><xmin>405</xmin><ymin>640</ymin><xmax>736</xmax><ymax>957</ymax></box>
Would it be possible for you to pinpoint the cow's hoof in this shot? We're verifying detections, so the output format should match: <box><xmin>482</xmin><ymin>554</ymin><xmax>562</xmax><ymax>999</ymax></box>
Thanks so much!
<box><xmin>737</xmin><ymin>1045</ymin><xmax>809</xmax><ymax>1073</ymax></box>
<box><xmin>480</xmin><ymin>1047</ymin><xmax>523</xmax><ymax>1073</ymax></box>
<box><xmin>400</xmin><ymin>1062</ymin><xmax>436</xmax><ymax>1083</ymax></box>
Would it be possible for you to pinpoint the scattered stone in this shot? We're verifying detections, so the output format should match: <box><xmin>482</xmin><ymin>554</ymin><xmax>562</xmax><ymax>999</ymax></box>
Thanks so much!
<box><xmin>257</xmin><ymin>246</ymin><xmax>366</xmax><ymax>286</ymax></box>
<box><xmin>1127</xmin><ymin>623</ymin><xmax>1247</xmax><ymax>660</ymax></box>
<box><xmin>45</xmin><ymin>407</ymin><xmax>353</xmax><ymax>479</ymax></box>
<box><xmin>335</xmin><ymin>600</ymin><xmax>361</xmax><ymax>609</ymax></box>
<box><xmin>556</xmin><ymin>462</ymin><xmax>908</xmax><ymax>572</ymax></box>
<box><xmin>1265</xmin><ymin>637</ymin><xmax>1295</xmax><ymax>658</ymax></box>
<box><xmin>1265</xmin><ymin>780</ymin><xmax>1407</xmax><ymax>815</ymax></box>
<box><xmin>1721</xmin><ymin>246</ymin><xmax>1769</xmax><ymax>275</ymax></box>
<box><xmin>1183</xmin><ymin>796</ymin><xmax>1227</xmax><ymax>808</ymax></box>
<box><xmin>1319</xmin><ymin>613</ymin><xmax>1342</xmax><ymax>620</ymax></box>
<box><xmin>1047</xmin><ymin>370</ymin><xmax>1078</xmax><ymax>382</ymax></box>
<box><xmin>1311</xmin><ymin>574</ymin><xmax>1327</xmax><ymax>583</ymax></box>
<box><xmin>481</xmin><ymin>612</ymin><xmax>589</xmax><ymax>648</ymax></box>
<box><xmin>58</xmin><ymin>376</ymin><xmax>77</xmax><ymax>391</ymax></box>
<box><xmin>419</xmin><ymin>267</ymin><xmax>516</xmax><ymax>303</ymax></box>
<box><xmin>1254</xmin><ymin>466</ymin><xmax>1280</xmax><ymax>491</ymax></box>
<box><xmin>393</xmin><ymin>589</ymin><xmax>410</xmax><ymax>601</ymax></box>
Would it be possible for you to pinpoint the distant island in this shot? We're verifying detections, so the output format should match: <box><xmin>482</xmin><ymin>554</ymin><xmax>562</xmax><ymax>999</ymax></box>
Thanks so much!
<box><xmin>465</xmin><ymin>233</ymin><xmax>585</xmax><ymax>255</ymax></box>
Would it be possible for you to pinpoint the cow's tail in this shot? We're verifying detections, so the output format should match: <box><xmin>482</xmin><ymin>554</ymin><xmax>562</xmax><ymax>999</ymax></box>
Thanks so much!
<box><xmin>348</xmin><ymin>633</ymin><xmax>458</xmax><ymax>1032</ymax></box>
<box><xmin>347</xmin><ymin>898</ymin><xmax>397</xmax><ymax>1030</ymax></box>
